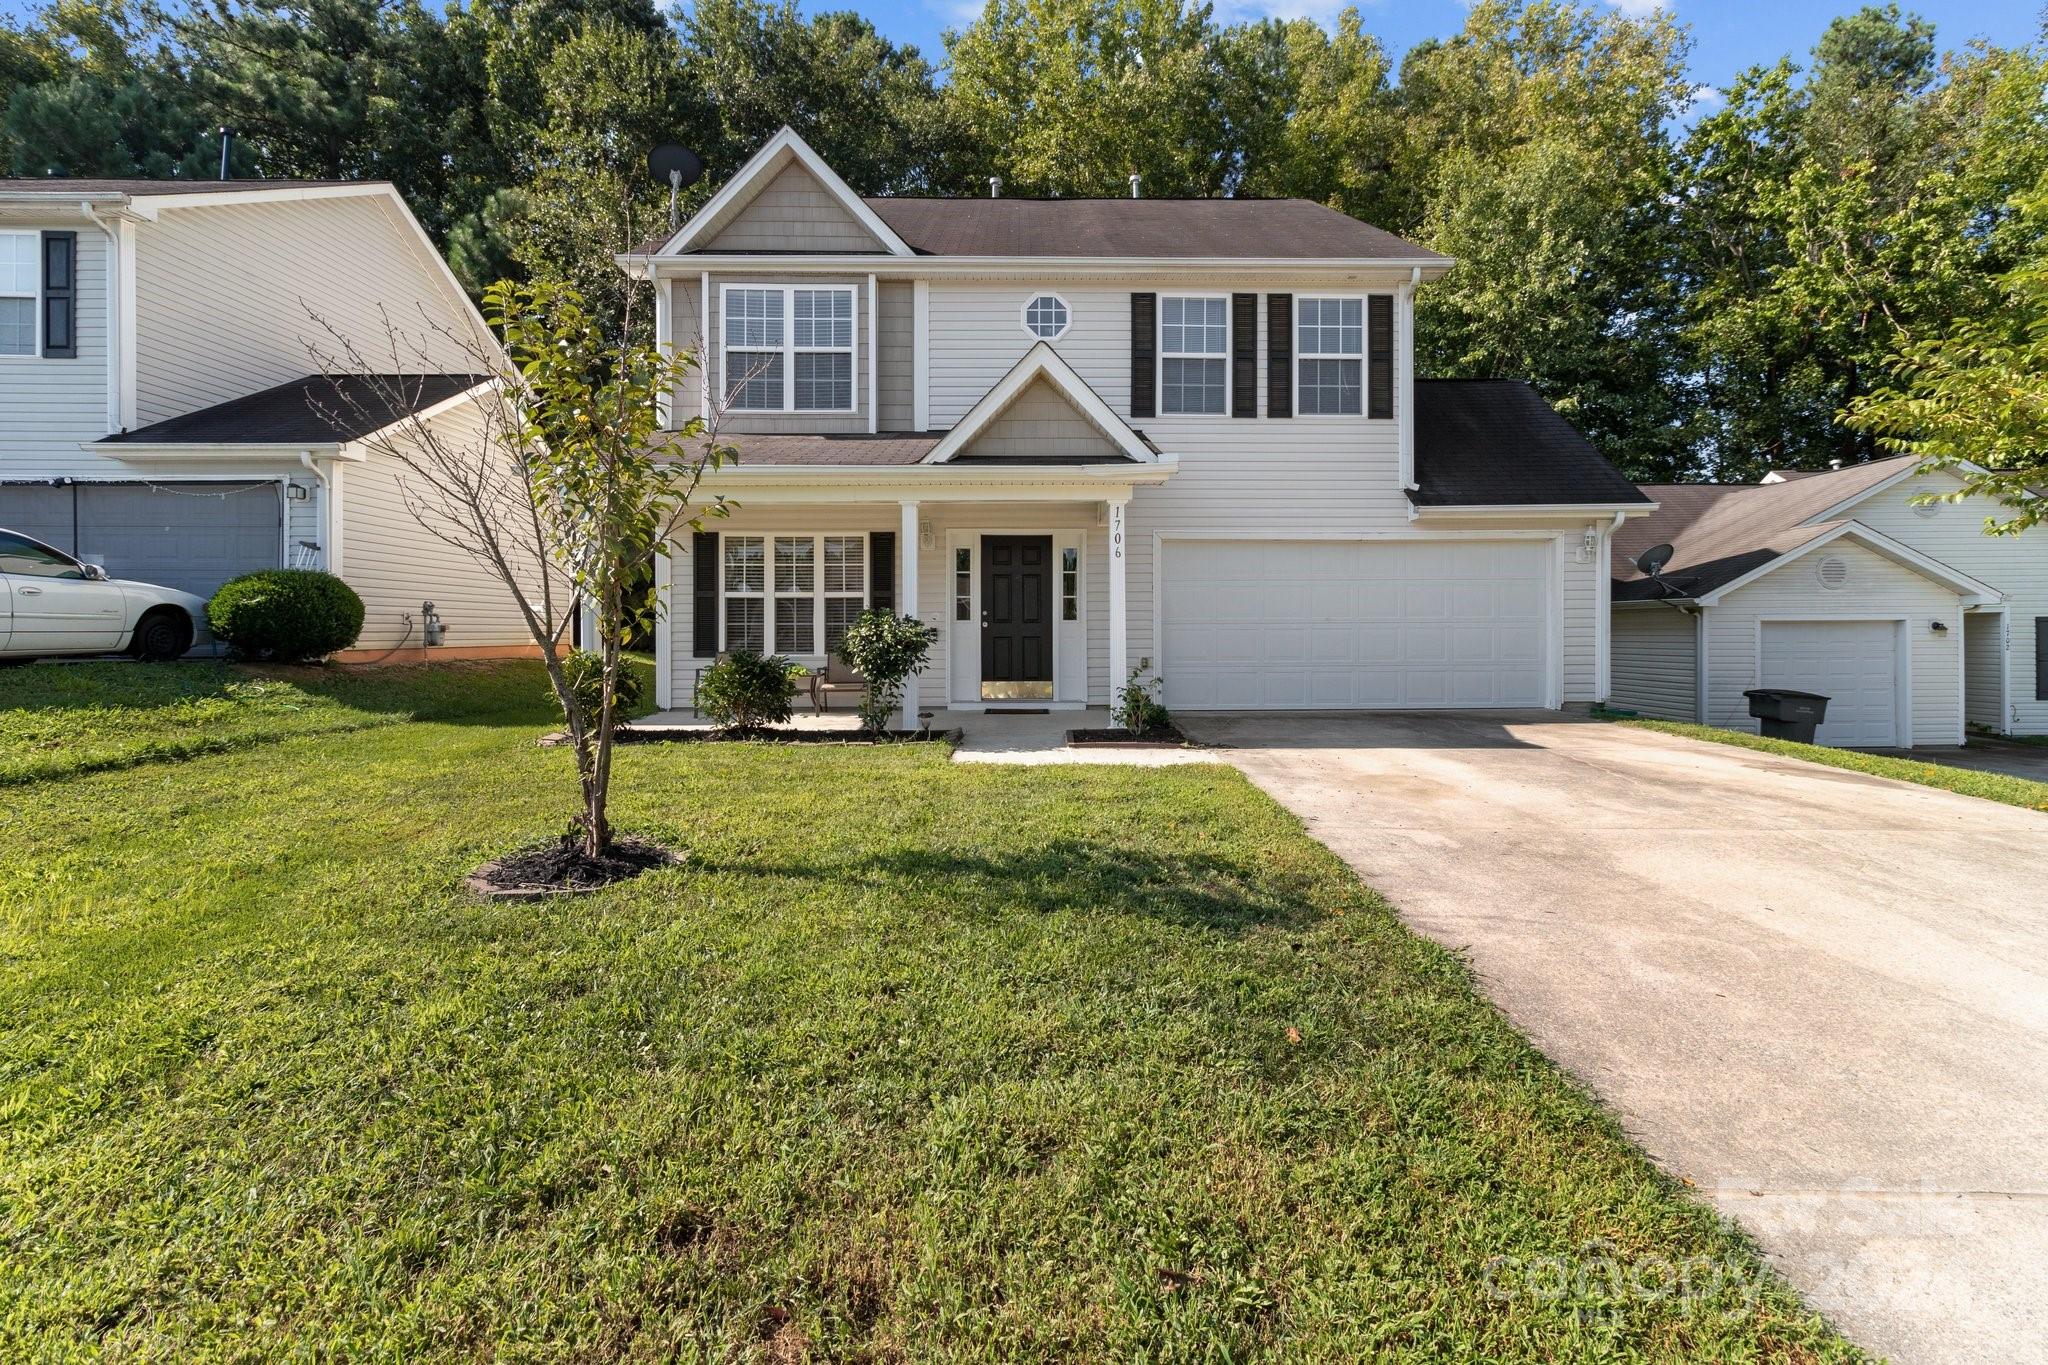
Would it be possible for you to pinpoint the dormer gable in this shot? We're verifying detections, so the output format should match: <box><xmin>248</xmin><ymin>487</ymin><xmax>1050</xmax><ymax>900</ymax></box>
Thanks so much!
<box><xmin>925</xmin><ymin>342</ymin><xmax>1156</xmax><ymax>465</ymax></box>
<box><xmin>658</xmin><ymin>126</ymin><xmax>912</xmax><ymax>258</ymax></box>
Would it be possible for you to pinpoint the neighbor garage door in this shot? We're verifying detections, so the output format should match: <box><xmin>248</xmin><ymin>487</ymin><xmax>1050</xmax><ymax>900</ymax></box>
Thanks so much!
<box><xmin>0</xmin><ymin>481</ymin><xmax>281</xmax><ymax>598</ymax></box>
<box><xmin>1160</xmin><ymin>539</ymin><xmax>1550</xmax><ymax>710</ymax></box>
<box><xmin>1761</xmin><ymin>619</ymin><xmax>1900</xmax><ymax>748</ymax></box>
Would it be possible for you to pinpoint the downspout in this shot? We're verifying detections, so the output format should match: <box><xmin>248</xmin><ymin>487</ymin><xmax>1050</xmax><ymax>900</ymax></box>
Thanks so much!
<box><xmin>1398</xmin><ymin>266</ymin><xmax>1421</xmax><ymax>493</ymax></box>
<box><xmin>80</xmin><ymin>203</ymin><xmax>120</xmax><ymax>434</ymax></box>
<box><xmin>299</xmin><ymin>450</ymin><xmax>329</xmax><ymax>570</ymax></box>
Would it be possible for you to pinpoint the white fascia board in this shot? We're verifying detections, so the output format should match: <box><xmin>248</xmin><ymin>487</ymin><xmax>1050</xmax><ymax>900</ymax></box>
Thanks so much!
<box><xmin>692</xmin><ymin>460</ymin><xmax>1176</xmax><ymax>501</ymax></box>
<box><xmin>88</xmin><ymin>441</ymin><xmax>352</xmax><ymax>461</ymax></box>
<box><xmin>1694</xmin><ymin>522</ymin><xmax>2004</xmax><ymax>605</ymax></box>
<box><xmin>1800</xmin><ymin>457</ymin><xmax>2032</xmax><ymax>524</ymax></box>
<box><xmin>656</xmin><ymin>127</ymin><xmax>914</xmax><ymax>258</ymax></box>
<box><xmin>922</xmin><ymin>341</ymin><xmax>1155</xmax><ymax>464</ymax></box>
<box><xmin>1409</xmin><ymin>502</ymin><xmax>1658</xmax><ymax>519</ymax></box>
<box><xmin>620</xmin><ymin>253</ymin><xmax>1455</xmax><ymax>279</ymax></box>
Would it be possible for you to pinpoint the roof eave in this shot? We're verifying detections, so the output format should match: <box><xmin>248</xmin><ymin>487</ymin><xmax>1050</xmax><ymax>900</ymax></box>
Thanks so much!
<box><xmin>618</xmin><ymin>252</ymin><xmax>1454</xmax><ymax>275</ymax></box>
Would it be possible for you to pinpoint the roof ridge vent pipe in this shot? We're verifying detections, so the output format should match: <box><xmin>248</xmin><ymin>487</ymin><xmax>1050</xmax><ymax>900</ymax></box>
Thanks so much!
<box><xmin>1129</xmin><ymin>174</ymin><xmax>1140</xmax><ymax>199</ymax></box>
<box><xmin>989</xmin><ymin>176</ymin><xmax>1001</xmax><ymax>198</ymax></box>
<box><xmin>218</xmin><ymin>127</ymin><xmax>233</xmax><ymax>180</ymax></box>
<box><xmin>1828</xmin><ymin>457</ymin><xmax>1844</xmax><ymax>470</ymax></box>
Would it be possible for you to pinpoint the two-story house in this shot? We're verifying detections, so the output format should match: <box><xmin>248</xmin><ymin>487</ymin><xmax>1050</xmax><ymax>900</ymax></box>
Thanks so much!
<box><xmin>0</xmin><ymin>177</ymin><xmax>533</xmax><ymax>659</ymax></box>
<box><xmin>621</xmin><ymin>128</ymin><xmax>1653</xmax><ymax>723</ymax></box>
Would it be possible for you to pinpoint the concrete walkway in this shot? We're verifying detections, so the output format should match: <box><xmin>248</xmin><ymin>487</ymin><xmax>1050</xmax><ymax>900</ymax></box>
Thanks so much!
<box><xmin>1184</xmin><ymin>711</ymin><xmax>2048</xmax><ymax>1365</ymax></box>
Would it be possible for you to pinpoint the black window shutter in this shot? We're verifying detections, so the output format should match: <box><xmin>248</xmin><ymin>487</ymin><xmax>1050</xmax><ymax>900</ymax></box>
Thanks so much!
<box><xmin>1367</xmin><ymin>294</ymin><xmax>1393</xmax><ymax>420</ymax></box>
<box><xmin>691</xmin><ymin>531</ymin><xmax>719</xmax><ymax>657</ymax></box>
<box><xmin>1129</xmin><ymin>293</ymin><xmax>1156</xmax><ymax>420</ymax></box>
<box><xmin>1230</xmin><ymin>292</ymin><xmax>1257</xmax><ymax>418</ymax></box>
<box><xmin>41</xmin><ymin>231</ymin><xmax>76</xmax><ymax>360</ymax></box>
<box><xmin>2036</xmin><ymin>618</ymin><xmax>2047</xmax><ymax>701</ymax></box>
<box><xmin>1266</xmin><ymin>294</ymin><xmax>1292</xmax><ymax>419</ymax></box>
<box><xmin>869</xmin><ymin>531</ymin><xmax>896</xmax><ymax>613</ymax></box>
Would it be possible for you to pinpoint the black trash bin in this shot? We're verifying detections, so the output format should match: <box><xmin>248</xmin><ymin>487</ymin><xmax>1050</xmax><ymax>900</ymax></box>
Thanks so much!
<box><xmin>1744</xmin><ymin>688</ymin><xmax>1830</xmax><ymax>744</ymax></box>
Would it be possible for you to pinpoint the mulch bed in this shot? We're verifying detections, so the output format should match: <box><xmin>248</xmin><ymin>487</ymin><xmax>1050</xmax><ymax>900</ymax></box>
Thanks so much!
<box><xmin>466</xmin><ymin>835</ymin><xmax>682</xmax><ymax>900</ymax></box>
<box><xmin>1065</xmin><ymin>725</ymin><xmax>1193</xmax><ymax>749</ymax></box>
<box><xmin>541</xmin><ymin>726</ymin><xmax>961</xmax><ymax>747</ymax></box>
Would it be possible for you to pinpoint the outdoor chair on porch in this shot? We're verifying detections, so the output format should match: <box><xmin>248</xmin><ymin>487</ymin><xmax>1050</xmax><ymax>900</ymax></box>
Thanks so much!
<box><xmin>811</xmin><ymin>654</ymin><xmax>868</xmax><ymax>714</ymax></box>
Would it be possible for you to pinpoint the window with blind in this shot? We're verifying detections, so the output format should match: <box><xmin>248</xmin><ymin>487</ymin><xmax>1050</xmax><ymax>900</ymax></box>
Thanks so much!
<box><xmin>722</xmin><ymin>533</ymin><xmax>869</xmax><ymax>655</ymax></box>
<box><xmin>721</xmin><ymin>285</ymin><xmax>856</xmax><ymax>412</ymax></box>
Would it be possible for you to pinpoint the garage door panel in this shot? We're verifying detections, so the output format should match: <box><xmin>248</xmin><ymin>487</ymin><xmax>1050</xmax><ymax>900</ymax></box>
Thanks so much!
<box><xmin>1162</xmin><ymin>540</ymin><xmax>1550</xmax><ymax>711</ymax></box>
<box><xmin>1761</xmin><ymin>620</ymin><xmax>1899</xmax><ymax>748</ymax></box>
<box><xmin>1</xmin><ymin>482</ymin><xmax>279</xmax><ymax>599</ymax></box>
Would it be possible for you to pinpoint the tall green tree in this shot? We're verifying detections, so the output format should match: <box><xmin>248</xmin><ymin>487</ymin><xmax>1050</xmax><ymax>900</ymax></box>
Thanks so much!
<box><xmin>1</xmin><ymin>0</ymin><xmax>220</xmax><ymax>176</ymax></box>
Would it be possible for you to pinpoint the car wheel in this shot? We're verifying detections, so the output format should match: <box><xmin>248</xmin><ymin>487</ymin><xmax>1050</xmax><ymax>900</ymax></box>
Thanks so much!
<box><xmin>131</xmin><ymin>608</ymin><xmax>194</xmax><ymax>662</ymax></box>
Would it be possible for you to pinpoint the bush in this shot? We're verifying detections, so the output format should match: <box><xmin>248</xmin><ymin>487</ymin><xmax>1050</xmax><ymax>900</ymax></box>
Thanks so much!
<box><xmin>555</xmin><ymin>650</ymin><xmax>645</xmax><ymax>732</ymax></box>
<box><xmin>1112</xmin><ymin>657</ymin><xmax>1172</xmax><ymax>734</ymax></box>
<box><xmin>206</xmin><ymin>570</ymin><xmax>364</xmax><ymax>662</ymax></box>
<box><xmin>696</xmin><ymin>651</ymin><xmax>804</xmax><ymax>730</ymax></box>
<box><xmin>837</xmin><ymin>610</ymin><xmax>938</xmax><ymax>735</ymax></box>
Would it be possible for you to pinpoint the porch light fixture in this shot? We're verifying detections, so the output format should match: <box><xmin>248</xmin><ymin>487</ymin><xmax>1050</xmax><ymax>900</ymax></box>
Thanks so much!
<box><xmin>1931</xmin><ymin>620</ymin><xmax>1949</xmax><ymax>635</ymax></box>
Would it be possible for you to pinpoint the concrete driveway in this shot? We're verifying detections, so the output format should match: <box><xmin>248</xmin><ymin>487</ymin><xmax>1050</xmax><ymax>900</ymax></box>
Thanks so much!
<box><xmin>1185</xmin><ymin>711</ymin><xmax>2048</xmax><ymax>1365</ymax></box>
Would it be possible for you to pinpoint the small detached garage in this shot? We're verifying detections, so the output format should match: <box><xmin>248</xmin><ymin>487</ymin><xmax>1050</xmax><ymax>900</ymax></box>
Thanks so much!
<box><xmin>1611</xmin><ymin>471</ymin><xmax>2003</xmax><ymax>749</ymax></box>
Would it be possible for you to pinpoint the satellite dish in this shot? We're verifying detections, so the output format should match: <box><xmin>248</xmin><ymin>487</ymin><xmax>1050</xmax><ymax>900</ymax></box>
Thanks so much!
<box><xmin>1635</xmin><ymin>543</ymin><xmax>1674</xmax><ymax>578</ymax></box>
<box><xmin>648</xmin><ymin>144</ymin><xmax>703</xmax><ymax>188</ymax></box>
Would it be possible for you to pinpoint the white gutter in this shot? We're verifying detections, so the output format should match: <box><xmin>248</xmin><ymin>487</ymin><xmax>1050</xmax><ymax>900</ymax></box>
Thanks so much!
<box><xmin>620</xmin><ymin>252</ymin><xmax>1457</xmax><ymax>278</ymax></box>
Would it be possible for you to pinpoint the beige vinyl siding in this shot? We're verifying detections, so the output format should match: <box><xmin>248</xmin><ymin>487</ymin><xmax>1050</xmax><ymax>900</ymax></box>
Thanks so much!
<box><xmin>674</xmin><ymin>273</ymin><xmax>870</xmax><ymax>435</ymax></box>
<box><xmin>699</xmin><ymin>162</ymin><xmax>887</xmax><ymax>253</ymax></box>
<box><xmin>1702</xmin><ymin>541</ymin><xmax>1962</xmax><ymax>746</ymax></box>
<box><xmin>959</xmin><ymin>377</ymin><xmax>1119</xmax><ymax>460</ymax></box>
<box><xmin>1834</xmin><ymin>471</ymin><xmax>2048</xmax><ymax>734</ymax></box>
<box><xmin>1</xmin><ymin>222</ymin><xmax>112</xmax><ymax>479</ymax></box>
<box><xmin>1963</xmin><ymin>612</ymin><xmax>2006</xmax><ymax>731</ymax></box>
<box><xmin>132</xmin><ymin>193</ymin><xmax>480</xmax><ymax>426</ymax></box>
<box><xmin>340</xmin><ymin>400</ymin><xmax>544</xmax><ymax>649</ymax></box>
<box><xmin>1611</xmin><ymin>605</ymin><xmax>1698</xmax><ymax>720</ymax></box>
<box><xmin>876</xmin><ymin>281</ymin><xmax>913</xmax><ymax>429</ymax></box>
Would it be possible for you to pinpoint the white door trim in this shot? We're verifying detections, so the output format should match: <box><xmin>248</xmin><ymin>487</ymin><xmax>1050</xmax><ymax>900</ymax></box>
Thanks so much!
<box><xmin>944</xmin><ymin>526</ymin><xmax>1086</xmax><ymax>709</ymax></box>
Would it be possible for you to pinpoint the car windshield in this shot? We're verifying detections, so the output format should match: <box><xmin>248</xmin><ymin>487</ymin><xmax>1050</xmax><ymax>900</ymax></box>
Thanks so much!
<box><xmin>0</xmin><ymin>530</ymin><xmax>87</xmax><ymax>580</ymax></box>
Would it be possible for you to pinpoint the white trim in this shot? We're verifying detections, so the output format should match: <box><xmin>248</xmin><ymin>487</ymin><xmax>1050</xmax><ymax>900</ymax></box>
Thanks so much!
<box><xmin>1397</xmin><ymin>276</ymin><xmax>1417</xmax><ymax>489</ymax></box>
<box><xmin>698</xmin><ymin>270</ymin><xmax>712</xmax><ymax>422</ymax></box>
<box><xmin>899</xmin><ymin>501</ymin><xmax>920</xmax><ymax>727</ymax></box>
<box><xmin>923</xmin><ymin>341</ymin><xmax>1156</xmax><ymax>464</ymax></box>
<box><xmin>1956</xmin><ymin>604</ymin><xmax>1967</xmax><ymax>745</ymax></box>
<box><xmin>115</xmin><ymin>216</ymin><xmax>137</xmax><ymax>429</ymax></box>
<box><xmin>1595</xmin><ymin>522</ymin><xmax>1613</xmax><ymax>702</ymax></box>
<box><xmin>1156</xmin><ymin>291</ymin><xmax>1231</xmax><ymax>418</ymax></box>
<box><xmin>912</xmin><ymin>279</ymin><xmax>930</xmax><ymax>430</ymax></box>
<box><xmin>1018</xmin><ymin>291</ymin><xmax>1072</xmax><ymax>341</ymax></box>
<box><xmin>85</xmin><ymin>440</ymin><xmax>350</xmax><ymax>460</ymax></box>
<box><xmin>717</xmin><ymin>282</ymin><xmax>857</xmax><ymax>415</ymax></box>
<box><xmin>326</xmin><ymin>459</ymin><xmax>346</xmax><ymax>577</ymax></box>
<box><xmin>656</xmin><ymin>127</ymin><xmax>914</xmax><ymax>258</ymax></box>
<box><xmin>1800</xmin><ymin>458</ymin><xmax>1935</xmax><ymax>525</ymax></box>
<box><xmin>1290</xmin><ymin>292</ymin><xmax>1372</xmax><ymax>420</ymax></box>
<box><xmin>1149</xmin><ymin>530</ymin><xmax>1564</xmax><ymax>712</ymax></box>
<box><xmin>653</xmin><ymin>276</ymin><xmax>673</xmax><ymax>429</ymax></box>
<box><xmin>1693</xmin><ymin>522</ymin><xmax>2002</xmax><ymax>606</ymax></box>
<box><xmin>865</xmin><ymin>273</ymin><xmax>878</xmax><ymax>434</ymax></box>
<box><xmin>943</xmin><ymin>524</ymin><xmax>1091</xmax><ymax>706</ymax></box>
<box><xmin>624</xmin><ymin>252</ymin><xmax>1453</xmax><ymax>276</ymax></box>
<box><xmin>1754</xmin><ymin>615</ymin><xmax>1912</xmax><ymax>749</ymax></box>
<box><xmin>653</xmin><ymin>546</ymin><xmax>672</xmax><ymax>709</ymax></box>
<box><xmin>1108</xmin><ymin>498</ymin><xmax>1128</xmax><ymax>695</ymax></box>
<box><xmin>0</xmin><ymin>227</ymin><xmax>42</xmax><ymax>359</ymax></box>
<box><xmin>1410</xmin><ymin>502</ymin><xmax>1658</xmax><ymax>519</ymax></box>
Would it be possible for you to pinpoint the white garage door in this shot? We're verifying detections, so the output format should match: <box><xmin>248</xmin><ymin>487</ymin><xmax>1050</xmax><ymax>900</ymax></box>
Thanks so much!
<box><xmin>1761</xmin><ymin>620</ymin><xmax>1899</xmax><ymax>747</ymax></box>
<box><xmin>1160</xmin><ymin>539</ymin><xmax>1550</xmax><ymax>710</ymax></box>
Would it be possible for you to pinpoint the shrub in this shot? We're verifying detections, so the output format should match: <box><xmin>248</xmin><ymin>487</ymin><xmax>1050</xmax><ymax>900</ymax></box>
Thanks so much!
<box><xmin>838</xmin><ymin>610</ymin><xmax>938</xmax><ymax>735</ymax></box>
<box><xmin>207</xmin><ymin>570</ymin><xmax>364</xmax><ymax>661</ymax></box>
<box><xmin>696</xmin><ymin>651</ymin><xmax>804</xmax><ymax>730</ymax></box>
<box><xmin>555</xmin><ymin>649</ymin><xmax>645</xmax><ymax>732</ymax></box>
<box><xmin>1112</xmin><ymin>657</ymin><xmax>1171</xmax><ymax>734</ymax></box>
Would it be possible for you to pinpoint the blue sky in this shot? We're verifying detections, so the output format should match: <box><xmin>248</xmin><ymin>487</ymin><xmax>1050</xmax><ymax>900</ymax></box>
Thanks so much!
<box><xmin>4</xmin><ymin>0</ymin><xmax>2039</xmax><ymax>106</ymax></box>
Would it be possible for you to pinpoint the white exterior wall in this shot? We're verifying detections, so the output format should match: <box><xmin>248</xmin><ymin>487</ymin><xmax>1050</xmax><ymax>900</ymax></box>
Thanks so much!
<box><xmin>338</xmin><ymin>400</ymin><xmax>544</xmax><ymax>649</ymax></box>
<box><xmin>132</xmin><ymin>193</ymin><xmax>480</xmax><ymax>426</ymax></box>
<box><xmin>1610</xmin><ymin>605</ymin><xmax>1699</xmax><ymax>721</ymax></box>
<box><xmin>1702</xmin><ymin>542</ymin><xmax>1963</xmax><ymax>747</ymax></box>
<box><xmin>0</xmin><ymin>221</ymin><xmax>113</xmax><ymax>478</ymax></box>
<box><xmin>1834</xmin><ymin>470</ymin><xmax>2048</xmax><ymax>735</ymax></box>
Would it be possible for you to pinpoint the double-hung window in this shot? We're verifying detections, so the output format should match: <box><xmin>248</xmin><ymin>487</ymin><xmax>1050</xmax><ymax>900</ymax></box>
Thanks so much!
<box><xmin>1296</xmin><ymin>297</ymin><xmax>1363</xmax><ymax>415</ymax></box>
<box><xmin>0</xmin><ymin>232</ymin><xmax>37</xmax><ymax>357</ymax></box>
<box><xmin>722</xmin><ymin>285</ymin><xmax>856</xmax><ymax>412</ymax></box>
<box><xmin>723</xmin><ymin>533</ymin><xmax>868</xmax><ymax>655</ymax></box>
<box><xmin>1159</xmin><ymin>296</ymin><xmax>1227</xmax><ymax>415</ymax></box>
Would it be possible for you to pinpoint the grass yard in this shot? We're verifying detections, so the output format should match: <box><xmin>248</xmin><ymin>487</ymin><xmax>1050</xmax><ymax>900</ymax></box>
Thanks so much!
<box><xmin>0</xmin><ymin>664</ymin><xmax>1859</xmax><ymax>1361</ymax></box>
<box><xmin>1621</xmin><ymin>718</ymin><xmax>2048</xmax><ymax>812</ymax></box>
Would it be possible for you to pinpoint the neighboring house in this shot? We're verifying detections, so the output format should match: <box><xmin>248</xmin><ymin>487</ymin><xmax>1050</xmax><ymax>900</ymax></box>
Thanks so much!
<box><xmin>619</xmin><ymin>127</ymin><xmax>1652</xmax><ymax>722</ymax></box>
<box><xmin>1610</xmin><ymin>454</ymin><xmax>2045</xmax><ymax>746</ymax></box>
<box><xmin>0</xmin><ymin>177</ymin><xmax>530</xmax><ymax>659</ymax></box>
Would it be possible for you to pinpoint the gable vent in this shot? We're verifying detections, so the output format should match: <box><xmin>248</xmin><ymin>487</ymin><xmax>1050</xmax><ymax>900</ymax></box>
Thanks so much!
<box><xmin>1910</xmin><ymin>486</ymin><xmax>1941</xmax><ymax>518</ymax></box>
<box><xmin>1816</xmin><ymin>556</ymin><xmax>1851</xmax><ymax>591</ymax></box>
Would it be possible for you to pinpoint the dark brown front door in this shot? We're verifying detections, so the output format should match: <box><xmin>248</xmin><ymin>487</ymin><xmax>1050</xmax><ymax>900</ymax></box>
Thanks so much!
<box><xmin>981</xmin><ymin>535</ymin><xmax>1053</xmax><ymax>700</ymax></box>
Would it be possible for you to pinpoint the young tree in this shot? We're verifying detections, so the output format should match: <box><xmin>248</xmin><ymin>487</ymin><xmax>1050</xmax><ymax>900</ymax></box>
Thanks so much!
<box><xmin>1848</xmin><ymin>189</ymin><xmax>2048</xmax><ymax>535</ymax></box>
<box><xmin>313</xmin><ymin>280</ymin><xmax>733</xmax><ymax>860</ymax></box>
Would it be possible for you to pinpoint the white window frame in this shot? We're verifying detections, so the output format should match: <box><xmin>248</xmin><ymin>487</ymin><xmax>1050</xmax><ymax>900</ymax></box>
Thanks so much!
<box><xmin>718</xmin><ymin>283</ymin><xmax>858</xmax><ymax>414</ymax></box>
<box><xmin>0</xmin><ymin>230</ymin><xmax>41</xmax><ymax>361</ymax></box>
<box><xmin>1295</xmin><ymin>294</ymin><xmax>1368</xmax><ymax>419</ymax></box>
<box><xmin>1157</xmin><ymin>293</ymin><xmax>1230</xmax><ymax>417</ymax></box>
<box><xmin>772</xmin><ymin>535</ymin><xmax>817</xmax><ymax>655</ymax></box>
<box><xmin>1018</xmin><ymin>292</ymin><xmax>1071</xmax><ymax>341</ymax></box>
<box><xmin>722</xmin><ymin>532</ymin><xmax>871</xmax><ymax>656</ymax></box>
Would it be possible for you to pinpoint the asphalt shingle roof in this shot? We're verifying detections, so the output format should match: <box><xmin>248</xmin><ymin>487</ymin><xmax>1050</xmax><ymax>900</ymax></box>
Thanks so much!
<box><xmin>98</xmin><ymin>374</ymin><xmax>484</xmax><ymax>446</ymax></box>
<box><xmin>0</xmin><ymin>178</ymin><xmax>366</xmax><ymax>198</ymax></box>
<box><xmin>855</xmin><ymin>197</ymin><xmax>1447</xmax><ymax>261</ymax></box>
<box><xmin>1410</xmin><ymin>381</ymin><xmax>1650</xmax><ymax>509</ymax></box>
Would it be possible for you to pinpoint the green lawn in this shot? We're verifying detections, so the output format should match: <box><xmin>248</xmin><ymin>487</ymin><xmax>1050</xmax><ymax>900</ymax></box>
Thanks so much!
<box><xmin>1621</xmin><ymin>718</ymin><xmax>2048</xmax><ymax>812</ymax></box>
<box><xmin>0</xmin><ymin>665</ymin><xmax>1858</xmax><ymax>1361</ymax></box>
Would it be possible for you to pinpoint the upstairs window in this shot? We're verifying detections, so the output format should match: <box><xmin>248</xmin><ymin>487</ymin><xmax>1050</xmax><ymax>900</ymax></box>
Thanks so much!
<box><xmin>1296</xmin><ymin>297</ymin><xmax>1362</xmax><ymax>415</ymax></box>
<box><xmin>1160</xmin><ymin>296</ymin><xmax>1227</xmax><ymax>415</ymax></box>
<box><xmin>0</xmin><ymin>232</ymin><xmax>37</xmax><ymax>357</ymax></box>
<box><xmin>1021</xmin><ymin>293</ymin><xmax>1070</xmax><ymax>339</ymax></box>
<box><xmin>722</xmin><ymin>285</ymin><xmax>856</xmax><ymax>412</ymax></box>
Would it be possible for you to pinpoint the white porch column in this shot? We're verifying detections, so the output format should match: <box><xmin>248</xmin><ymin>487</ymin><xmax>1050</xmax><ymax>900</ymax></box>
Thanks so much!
<box><xmin>899</xmin><ymin>500</ymin><xmax>920</xmax><ymax>729</ymax></box>
<box><xmin>1107</xmin><ymin>496</ymin><xmax>1129</xmax><ymax>705</ymax></box>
